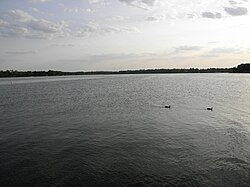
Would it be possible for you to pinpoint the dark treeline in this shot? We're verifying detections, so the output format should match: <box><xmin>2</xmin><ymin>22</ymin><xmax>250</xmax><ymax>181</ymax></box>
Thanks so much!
<box><xmin>118</xmin><ymin>68</ymin><xmax>231</xmax><ymax>74</ymax></box>
<box><xmin>232</xmin><ymin>63</ymin><xmax>250</xmax><ymax>73</ymax></box>
<box><xmin>0</xmin><ymin>63</ymin><xmax>249</xmax><ymax>78</ymax></box>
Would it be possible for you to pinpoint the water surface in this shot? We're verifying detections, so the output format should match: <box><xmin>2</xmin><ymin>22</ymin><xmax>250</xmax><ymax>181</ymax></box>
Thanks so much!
<box><xmin>0</xmin><ymin>74</ymin><xmax>250</xmax><ymax>186</ymax></box>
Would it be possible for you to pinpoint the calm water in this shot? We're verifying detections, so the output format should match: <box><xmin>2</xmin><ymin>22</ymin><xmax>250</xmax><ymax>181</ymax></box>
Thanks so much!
<box><xmin>0</xmin><ymin>74</ymin><xmax>250</xmax><ymax>186</ymax></box>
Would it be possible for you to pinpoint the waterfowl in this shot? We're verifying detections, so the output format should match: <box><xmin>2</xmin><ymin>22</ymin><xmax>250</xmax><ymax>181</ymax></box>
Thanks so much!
<box><xmin>207</xmin><ymin>107</ymin><xmax>213</xmax><ymax>111</ymax></box>
<box><xmin>165</xmin><ymin>105</ymin><xmax>171</xmax><ymax>109</ymax></box>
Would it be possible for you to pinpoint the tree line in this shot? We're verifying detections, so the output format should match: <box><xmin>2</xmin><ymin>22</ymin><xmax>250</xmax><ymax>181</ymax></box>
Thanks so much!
<box><xmin>0</xmin><ymin>63</ymin><xmax>249</xmax><ymax>78</ymax></box>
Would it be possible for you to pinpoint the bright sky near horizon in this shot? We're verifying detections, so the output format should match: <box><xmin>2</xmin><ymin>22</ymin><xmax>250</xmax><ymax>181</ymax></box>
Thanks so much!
<box><xmin>0</xmin><ymin>0</ymin><xmax>250</xmax><ymax>71</ymax></box>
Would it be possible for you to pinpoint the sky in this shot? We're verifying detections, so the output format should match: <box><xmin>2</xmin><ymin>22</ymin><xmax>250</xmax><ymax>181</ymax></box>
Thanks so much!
<box><xmin>0</xmin><ymin>0</ymin><xmax>250</xmax><ymax>71</ymax></box>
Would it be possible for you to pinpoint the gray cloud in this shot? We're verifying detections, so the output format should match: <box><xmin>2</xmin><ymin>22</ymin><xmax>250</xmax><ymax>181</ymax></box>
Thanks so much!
<box><xmin>175</xmin><ymin>46</ymin><xmax>202</xmax><ymax>52</ymax></box>
<box><xmin>87</xmin><ymin>53</ymin><xmax>143</xmax><ymax>62</ymax></box>
<box><xmin>8</xmin><ymin>9</ymin><xmax>33</xmax><ymax>22</ymax></box>
<box><xmin>202</xmin><ymin>12</ymin><xmax>222</xmax><ymax>19</ymax></box>
<box><xmin>76</xmin><ymin>22</ymin><xmax>138</xmax><ymax>37</ymax></box>
<box><xmin>119</xmin><ymin>0</ymin><xmax>158</xmax><ymax>10</ymax></box>
<box><xmin>208</xmin><ymin>41</ymin><xmax>219</xmax><ymax>44</ymax></box>
<box><xmin>27</xmin><ymin>19</ymin><xmax>67</xmax><ymax>34</ymax></box>
<box><xmin>88</xmin><ymin>0</ymin><xmax>102</xmax><ymax>4</ymax></box>
<box><xmin>229</xmin><ymin>0</ymin><xmax>238</xmax><ymax>5</ymax></box>
<box><xmin>57</xmin><ymin>52</ymin><xmax>157</xmax><ymax>71</ymax></box>
<box><xmin>146</xmin><ymin>16</ymin><xmax>158</xmax><ymax>21</ymax></box>
<box><xmin>146</xmin><ymin>13</ymin><xmax>166</xmax><ymax>22</ymax></box>
<box><xmin>224</xmin><ymin>6</ymin><xmax>248</xmax><ymax>16</ymax></box>
<box><xmin>210</xmin><ymin>48</ymin><xmax>241</xmax><ymax>54</ymax></box>
<box><xmin>187</xmin><ymin>14</ymin><xmax>196</xmax><ymax>19</ymax></box>
<box><xmin>76</xmin><ymin>22</ymin><xmax>98</xmax><ymax>37</ymax></box>
<box><xmin>52</xmin><ymin>43</ymin><xmax>75</xmax><ymax>47</ymax></box>
<box><xmin>109</xmin><ymin>16</ymin><xmax>125</xmax><ymax>21</ymax></box>
<box><xmin>101</xmin><ymin>25</ymin><xmax>121</xmax><ymax>33</ymax></box>
<box><xmin>0</xmin><ymin>9</ymin><xmax>69</xmax><ymax>39</ymax></box>
<box><xmin>63</xmin><ymin>7</ymin><xmax>96</xmax><ymax>14</ymax></box>
<box><xmin>30</xmin><ymin>0</ymin><xmax>52</xmax><ymax>3</ymax></box>
<box><xmin>202</xmin><ymin>47</ymin><xmax>242</xmax><ymax>57</ymax></box>
<box><xmin>0</xmin><ymin>19</ymin><xmax>8</xmax><ymax>27</ymax></box>
<box><xmin>25</xmin><ymin>33</ymin><xmax>52</xmax><ymax>39</ymax></box>
<box><xmin>6</xmin><ymin>50</ymin><xmax>37</xmax><ymax>55</ymax></box>
<box><xmin>0</xmin><ymin>24</ymin><xmax>28</xmax><ymax>37</ymax></box>
<box><xmin>59</xmin><ymin>52</ymin><xmax>155</xmax><ymax>63</ymax></box>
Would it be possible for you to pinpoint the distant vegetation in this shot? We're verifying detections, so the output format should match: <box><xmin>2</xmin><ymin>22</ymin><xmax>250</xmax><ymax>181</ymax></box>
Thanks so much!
<box><xmin>232</xmin><ymin>63</ymin><xmax>250</xmax><ymax>73</ymax></box>
<box><xmin>0</xmin><ymin>63</ymin><xmax>249</xmax><ymax>78</ymax></box>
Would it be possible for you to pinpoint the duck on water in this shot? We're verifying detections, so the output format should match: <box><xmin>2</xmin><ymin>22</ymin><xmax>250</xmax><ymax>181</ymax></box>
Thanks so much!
<box><xmin>207</xmin><ymin>107</ymin><xmax>213</xmax><ymax>111</ymax></box>
<box><xmin>164</xmin><ymin>105</ymin><xmax>213</xmax><ymax>110</ymax></box>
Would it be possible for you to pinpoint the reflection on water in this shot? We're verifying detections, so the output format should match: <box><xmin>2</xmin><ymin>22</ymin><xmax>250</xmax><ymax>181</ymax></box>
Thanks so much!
<box><xmin>0</xmin><ymin>74</ymin><xmax>250</xmax><ymax>186</ymax></box>
<box><xmin>0</xmin><ymin>75</ymin><xmax>103</xmax><ymax>85</ymax></box>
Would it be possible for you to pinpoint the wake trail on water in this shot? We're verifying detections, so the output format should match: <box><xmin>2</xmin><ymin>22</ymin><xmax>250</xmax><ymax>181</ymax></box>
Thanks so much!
<box><xmin>151</xmin><ymin>104</ymin><xmax>213</xmax><ymax>111</ymax></box>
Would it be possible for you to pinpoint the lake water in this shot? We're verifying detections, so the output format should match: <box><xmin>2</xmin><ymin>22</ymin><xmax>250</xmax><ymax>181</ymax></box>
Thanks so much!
<box><xmin>0</xmin><ymin>74</ymin><xmax>250</xmax><ymax>186</ymax></box>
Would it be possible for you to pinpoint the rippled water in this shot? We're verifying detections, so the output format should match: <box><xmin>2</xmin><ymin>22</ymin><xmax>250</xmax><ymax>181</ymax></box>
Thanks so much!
<box><xmin>1</xmin><ymin>74</ymin><xmax>250</xmax><ymax>186</ymax></box>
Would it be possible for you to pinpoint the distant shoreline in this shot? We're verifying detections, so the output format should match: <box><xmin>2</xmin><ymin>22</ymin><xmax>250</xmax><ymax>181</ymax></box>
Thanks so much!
<box><xmin>0</xmin><ymin>63</ymin><xmax>249</xmax><ymax>78</ymax></box>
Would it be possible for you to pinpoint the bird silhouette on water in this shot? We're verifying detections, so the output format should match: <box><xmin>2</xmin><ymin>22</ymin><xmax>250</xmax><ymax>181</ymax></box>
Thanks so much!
<box><xmin>207</xmin><ymin>107</ymin><xmax>213</xmax><ymax>111</ymax></box>
<box><xmin>163</xmin><ymin>105</ymin><xmax>213</xmax><ymax>111</ymax></box>
<box><xmin>165</xmin><ymin>105</ymin><xmax>171</xmax><ymax>109</ymax></box>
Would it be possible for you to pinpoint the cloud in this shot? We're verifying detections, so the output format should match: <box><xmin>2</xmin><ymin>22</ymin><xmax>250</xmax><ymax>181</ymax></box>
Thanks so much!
<box><xmin>6</xmin><ymin>50</ymin><xmax>37</xmax><ymax>55</ymax></box>
<box><xmin>76</xmin><ymin>22</ymin><xmax>138</xmax><ymax>37</ymax></box>
<box><xmin>0</xmin><ymin>9</ymin><xmax>69</xmax><ymax>39</ymax></box>
<box><xmin>32</xmin><ymin>8</ymin><xmax>39</xmax><ymax>13</ymax></box>
<box><xmin>0</xmin><ymin>24</ymin><xmax>28</xmax><ymax>37</ymax></box>
<box><xmin>88</xmin><ymin>0</ymin><xmax>102</xmax><ymax>4</ymax></box>
<box><xmin>210</xmin><ymin>48</ymin><xmax>241</xmax><ymax>54</ymax></box>
<box><xmin>52</xmin><ymin>43</ymin><xmax>75</xmax><ymax>47</ymax></box>
<box><xmin>0</xmin><ymin>19</ymin><xmax>8</xmax><ymax>27</ymax></box>
<box><xmin>186</xmin><ymin>14</ymin><xmax>196</xmax><ymax>19</ymax></box>
<box><xmin>109</xmin><ymin>16</ymin><xmax>125</xmax><ymax>21</ymax></box>
<box><xmin>146</xmin><ymin>16</ymin><xmax>158</xmax><ymax>21</ymax></box>
<box><xmin>30</xmin><ymin>0</ymin><xmax>52</xmax><ymax>3</ymax></box>
<box><xmin>119</xmin><ymin>0</ymin><xmax>158</xmax><ymax>10</ymax></box>
<box><xmin>175</xmin><ymin>46</ymin><xmax>202</xmax><ymax>52</ymax></box>
<box><xmin>8</xmin><ymin>9</ymin><xmax>34</xmax><ymax>22</ymax></box>
<box><xmin>224</xmin><ymin>6</ymin><xmax>248</xmax><ymax>16</ymax></box>
<box><xmin>202</xmin><ymin>12</ymin><xmax>222</xmax><ymax>19</ymax></box>
<box><xmin>27</xmin><ymin>19</ymin><xmax>67</xmax><ymax>34</ymax></box>
<box><xmin>76</xmin><ymin>22</ymin><xmax>99</xmax><ymax>37</ymax></box>
<box><xmin>102</xmin><ymin>25</ymin><xmax>121</xmax><ymax>33</ymax></box>
<box><xmin>86</xmin><ymin>9</ymin><xmax>96</xmax><ymax>13</ymax></box>
<box><xmin>229</xmin><ymin>0</ymin><xmax>238</xmax><ymax>5</ymax></box>
<box><xmin>146</xmin><ymin>13</ymin><xmax>166</xmax><ymax>21</ymax></box>
<box><xmin>25</xmin><ymin>33</ymin><xmax>51</xmax><ymax>39</ymax></box>
<box><xmin>87</xmin><ymin>53</ymin><xmax>143</xmax><ymax>61</ymax></box>
<box><xmin>58</xmin><ymin>52</ymin><xmax>156</xmax><ymax>70</ymax></box>
<box><xmin>87</xmin><ymin>0</ymin><xmax>111</xmax><ymax>6</ymax></box>
<box><xmin>63</xmin><ymin>7</ymin><xmax>96</xmax><ymax>14</ymax></box>
<box><xmin>202</xmin><ymin>47</ymin><xmax>242</xmax><ymax>57</ymax></box>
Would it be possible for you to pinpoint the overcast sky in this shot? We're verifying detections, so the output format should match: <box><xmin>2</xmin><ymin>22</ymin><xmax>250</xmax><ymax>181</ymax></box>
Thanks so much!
<box><xmin>0</xmin><ymin>0</ymin><xmax>250</xmax><ymax>71</ymax></box>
